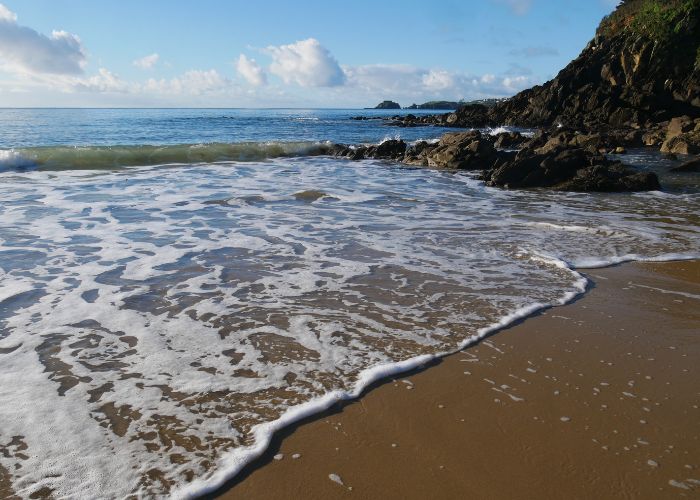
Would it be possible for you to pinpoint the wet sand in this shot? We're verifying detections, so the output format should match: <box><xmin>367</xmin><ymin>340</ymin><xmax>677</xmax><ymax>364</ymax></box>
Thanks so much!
<box><xmin>209</xmin><ymin>260</ymin><xmax>700</xmax><ymax>499</ymax></box>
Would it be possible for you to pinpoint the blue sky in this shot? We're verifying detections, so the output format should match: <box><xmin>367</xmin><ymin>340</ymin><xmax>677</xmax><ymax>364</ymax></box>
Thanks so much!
<box><xmin>0</xmin><ymin>0</ymin><xmax>619</xmax><ymax>107</ymax></box>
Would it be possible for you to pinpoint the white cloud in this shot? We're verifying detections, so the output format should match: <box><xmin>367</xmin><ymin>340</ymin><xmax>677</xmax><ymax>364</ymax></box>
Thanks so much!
<box><xmin>133</xmin><ymin>53</ymin><xmax>159</xmax><ymax>69</ymax></box>
<box><xmin>480</xmin><ymin>74</ymin><xmax>496</xmax><ymax>84</ymax></box>
<box><xmin>266</xmin><ymin>38</ymin><xmax>345</xmax><ymax>87</ymax></box>
<box><xmin>236</xmin><ymin>54</ymin><xmax>266</xmax><ymax>86</ymax></box>
<box><xmin>0</xmin><ymin>3</ymin><xmax>16</xmax><ymax>22</ymax></box>
<box><xmin>342</xmin><ymin>63</ymin><xmax>535</xmax><ymax>105</ymax></box>
<box><xmin>0</xmin><ymin>3</ymin><xmax>86</xmax><ymax>75</ymax></box>
<box><xmin>494</xmin><ymin>0</ymin><xmax>533</xmax><ymax>16</ymax></box>
<box><xmin>422</xmin><ymin>69</ymin><xmax>455</xmax><ymax>91</ymax></box>
<box><xmin>502</xmin><ymin>75</ymin><xmax>530</xmax><ymax>90</ymax></box>
<box><xmin>143</xmin><ymin>69</ymin><xmax>230</xmax><ymax>95</ymax></box>
<box><xmin>72</xmin><ymin>68</ymin><xmax>129</xmax><ymax>93</ymax></box>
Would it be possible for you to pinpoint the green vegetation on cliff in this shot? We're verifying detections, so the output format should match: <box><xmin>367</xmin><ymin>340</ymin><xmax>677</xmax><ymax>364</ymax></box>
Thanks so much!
<box><xmin>601</xmin><ymin>0</ymin><xmax>700</xmax><ymax>43</ymax></box>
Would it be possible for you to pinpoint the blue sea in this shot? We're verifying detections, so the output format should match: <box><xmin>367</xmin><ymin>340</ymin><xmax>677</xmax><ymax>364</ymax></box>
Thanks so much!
<box><xmin>0</xmin><ymin>108</ymin><xmax>698</xmax><ymax>498</ymax></box>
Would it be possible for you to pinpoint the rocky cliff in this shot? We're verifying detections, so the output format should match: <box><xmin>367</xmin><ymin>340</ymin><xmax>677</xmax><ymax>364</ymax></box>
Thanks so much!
<box><xmin>444</xmin><ymin>0</ymin><xmax>700</xmax><ymax>130</ymax></box>
<box><xmin>491</xmin><ymin>0</ymin><xmax>700</xmax><ymax>129</ymax></box>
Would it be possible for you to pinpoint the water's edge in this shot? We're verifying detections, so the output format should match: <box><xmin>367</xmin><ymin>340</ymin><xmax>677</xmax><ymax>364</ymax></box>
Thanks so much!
<box><xmin>180</xmin><ymin>255</ymin><xmax>697</xmax><ymax>499</ymax></box>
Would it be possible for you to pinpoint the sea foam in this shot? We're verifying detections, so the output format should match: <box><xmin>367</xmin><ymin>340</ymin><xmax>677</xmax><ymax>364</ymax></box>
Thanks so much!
<box><xmin>0</xmin><ymin>156</ymin><xmax>698</xmax><ymax>498</ymax></box>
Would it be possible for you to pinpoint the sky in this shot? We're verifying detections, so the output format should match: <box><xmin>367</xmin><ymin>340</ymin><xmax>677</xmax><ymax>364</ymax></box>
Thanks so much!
<box><xmin>0</xmin><ymin>0</ymin><xmax>620</xmax><ymax>108</ymax></box>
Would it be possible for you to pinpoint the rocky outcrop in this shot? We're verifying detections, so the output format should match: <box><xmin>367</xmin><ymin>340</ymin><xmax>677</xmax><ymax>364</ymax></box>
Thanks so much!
<box><xmin>373</xmin><ymin>100</ymin><xmax>401</xmax><ymax>110</ymax></box>
<box><xmin>671</xmin><ymin>157</ymin><xmax>700</xmax><ymax>172</ymax></box>
<box><xmin>386</xmin><ymin>0</ymin><xmax>700</xmax><ymax>136</ymax></box>
<box><xmin>401</xmin><ymin>131</ymin><xmax>496</xmax><ymax>169</ymax></box>
<box><xmin>330</xmin><ymin>130</ymin><xmax>660</xmax><ymax>192</ymax></box>
<box><xmin>660</xmin><ymin>115</ymin><xmax>700</xmax><ymax>153</ymax></box>
<box><xmin>482</xmin><ymin>146</ymin><xmax>659</xmax><ymax>191</ymax></box>
<box><xmin>490</xmin><ymin>0</ymin><xmax>700</xmax><ymax>129</ymax></box>
<box><xmin>405</xmin><ymin>101</ymin><xmax>462</xmax><ymax>110</ymax></box>
<box><xmin>330</xmin><ymin>139</ymin><xmax>407</xmax><ymax>161</ymax></box>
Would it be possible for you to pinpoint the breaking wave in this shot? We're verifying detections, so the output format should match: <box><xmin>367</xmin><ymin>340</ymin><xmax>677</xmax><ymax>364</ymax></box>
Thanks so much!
<box><xmin>0</xmin><ymin>141</ymin><xmax>334</xmax><ymax>171</ymax></box>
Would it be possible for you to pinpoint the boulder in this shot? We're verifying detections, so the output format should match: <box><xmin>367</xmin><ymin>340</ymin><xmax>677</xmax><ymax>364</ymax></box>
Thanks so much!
<box><xmin>493</xmin><ymin>131</ymin><xmax>526</xmax><ymax>149</ymax></box>
<box><xmin>424</xmin><ymin>131</ymin><xmax>497</xmax><ymax>170</ymax></box>
<box><xmin>484</xmin><ymin>144</ymin><xmax>660</xmax><ymax>192</ymax></box>
<box><xmin>660</xmin><ymin>132</ymin><xmax>700</xmax><ymax>155</ymax></box>
<box><xmin>666</xmin><ymin>116</ymin><xmax>695</xmax><ymax>140</ymax></box>
<box><xmin>670</xmin><ymin>157</ymin><xmax>700</xmax><ymax>172</ymax></box>
<box><xmin>555</xmin><ymin>165</ymin><xmax>661</xmax><ymax>192</ymax></box>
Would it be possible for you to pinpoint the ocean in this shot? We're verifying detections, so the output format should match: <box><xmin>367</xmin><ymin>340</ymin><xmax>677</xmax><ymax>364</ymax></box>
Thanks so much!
<box><xmin>0</xmin><ymin>108</ymin><xmax>698</xmax><ymax>498</ymax></box>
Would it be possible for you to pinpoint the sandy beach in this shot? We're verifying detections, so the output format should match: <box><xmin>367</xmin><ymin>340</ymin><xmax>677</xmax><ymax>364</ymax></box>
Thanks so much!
<box><xmin>210</xmin><ymin>260</ymin><xmax>700</xmax><ymax>499</ymax></box>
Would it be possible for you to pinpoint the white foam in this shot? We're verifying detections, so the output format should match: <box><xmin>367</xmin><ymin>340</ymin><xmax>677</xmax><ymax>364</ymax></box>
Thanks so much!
<box><xmin>0</xmin><ymin>155</ymin><xmax>698</xmax><ymax>498</ymax></box>
<box><xmin>0</xmin><ymin>149</ymin><xmax>36</xmax><ymax>170</ymax></box>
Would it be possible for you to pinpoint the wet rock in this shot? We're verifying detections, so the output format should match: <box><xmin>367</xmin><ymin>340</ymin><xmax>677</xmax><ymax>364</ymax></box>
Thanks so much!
<box><xmin>484</xmin><ymin>144</ymin><xmax>660</xmax><ymax>192</ymax></box>
<box><xmin>671</xmin><ymin>157</ymin><xmax>700</xmax><ymax>172</ymax></box>
<box><xmin>556</xmin><ymin>164</ymin><xmax>660</xmax><ymax>192</ymax></box>
<box><xmin>493</xmin><ymin>131</ymin><xmax>526</xmax><ymax>149</ymax></box>
<box><xmin>660</xmin><ymin>132</ymin><xmax>700</xmax><ymax>155</ymax></box>
<box><xmin>366</xmin><ymin>139</ymin><xmax>407</xmax><ymax>160</ymax></box>
<box><xmin>424</xmin><ymin>131</ymin><xmax>497</xmax><ymax>170</ymax></box>
<box><xmin>666</xmin><ymin>116</ymin><xmax>695</xmax><ymax>140</ymax></box>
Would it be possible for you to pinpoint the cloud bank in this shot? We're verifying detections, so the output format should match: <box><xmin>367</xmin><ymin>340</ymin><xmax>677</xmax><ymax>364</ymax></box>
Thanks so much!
<box><xmin>0</xmin><ymin>3</ymin><xmax>86</xmax><ymax>75</ymax></box>
<box><xmin>0</xmin><ymin>8</ymin><xmax>537</xmax><ymax>106</ymax></box>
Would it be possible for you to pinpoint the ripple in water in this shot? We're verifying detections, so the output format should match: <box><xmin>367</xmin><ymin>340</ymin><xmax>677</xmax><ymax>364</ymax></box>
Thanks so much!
<box><xmin>0</xmin><ymin>157</ymin><xmax>698</xmax><ymax>498</ymax></box>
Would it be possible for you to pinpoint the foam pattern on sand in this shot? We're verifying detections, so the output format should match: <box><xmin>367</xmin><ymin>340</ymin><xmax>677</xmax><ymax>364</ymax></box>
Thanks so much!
<box><xmin>0</xmin><ymin>158</ymin><xmax>698</xmax><ymax>498</ymax></box>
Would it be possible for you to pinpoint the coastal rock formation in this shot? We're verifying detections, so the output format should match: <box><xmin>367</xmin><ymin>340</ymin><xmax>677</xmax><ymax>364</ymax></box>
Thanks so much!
<box><xmin>385</xmin><ymin>1</ymin><xmax>700</xmax><ymax>139</ymax></box>
<box><xmin>405</xmin><ymin>101</ymin><xmax>462</xmax><ymax>110</ymax></box>
<box><xmin>671</xmin><ymin>156</ymin><xmax>700</xmax><ymax>172</ymax></box>
<box><xmin>482</xmin><ymin>146</ymin><xmax>660</xmax><ymax>191</ymax></box>
<box><xmin>373</xmin><ymin>100</ymin><xmax>401</xmax><ymax>110</ymax></box>
<box><xmin>491</xmin><ymin>0</ymin><xmax>700</xmax><ymax>129</ymax></box>
<box><xmin>330</xmin><ymin>131</ymin><xmax>660</xmax><ymax>192</ymax></box>
<box><xmin>338</xmin><ymin>1</ymin><xmax>700</xmax><ymax>191</ymax></box>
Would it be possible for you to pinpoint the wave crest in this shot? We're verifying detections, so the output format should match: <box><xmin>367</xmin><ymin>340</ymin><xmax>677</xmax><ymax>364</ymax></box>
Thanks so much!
<box><xmin>0</xmin><ymin>141</ymin><xmax>334</xmax><ymax>171</ymax></box>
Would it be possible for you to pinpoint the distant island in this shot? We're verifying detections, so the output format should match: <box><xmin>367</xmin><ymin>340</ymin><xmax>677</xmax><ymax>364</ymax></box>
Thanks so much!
<box><xmin>370</xmin><ymin>100</ymin><xmax>401</xmax><ymax>109</ymax></box>
<box><xmin>405</xmin><ymin>101</ymin><xmax>462</xmax><ymax>110</ymax></box>
<box><xmin>369</xmin><ymin>98</ymin><xmax>508</xmax><ymax>110</ymax></box>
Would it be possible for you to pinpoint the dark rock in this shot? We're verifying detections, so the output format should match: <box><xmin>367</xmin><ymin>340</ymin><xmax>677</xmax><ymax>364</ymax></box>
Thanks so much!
<box><xmin>671</xmin><ymin>157</ymin><xmax>700</xmax><ymax>172</ymax></box>
<box><xmin>666</xmin><ymin>115</ymin><xmax>695</xmax><ymax>139</ymax></box>
<box><xmin>424</xmin><ymin>131</ymin><xmax>497</xmax><ymax>170</ymax></box>
<box><xmin>661</xmin><ymin>131</ymin><xmax>700</xmax><ymax>154</ymax></box>
<box><xmin>555</xmin><ymin>165</ymin><xmax>661</xmax><ymax>192</ymax></box>
<box><xmin>484</xmin><ymin>143</ymin><xmax>659</xmax><ymax>192</ymax></box>
<box><xmin>367</xmin><ymin>139</ymin><xmax>407</xmax><ymax>159</ymax></box>
<box><xmin>493</xmin><ymin>132</ymin><xmax>526</xmax><ymax>149</ymax></box>
<box><xmin>373</xmin><ymin>100</ymin><xmax>401</xmax><ymax>110</ymax></box>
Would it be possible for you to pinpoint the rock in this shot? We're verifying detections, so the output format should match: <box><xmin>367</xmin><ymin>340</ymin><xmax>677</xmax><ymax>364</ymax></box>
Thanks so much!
<box><xmin>535</xmin><ymin>132</ymin><xmax>575</xmax><ymax>155</ymax></box>
<box><xmin>613</xmin><ymin>146</ymin><xmax>627</xmax><ymax>154</ymax></box>
<box><xmin>556</xmin><ymin>164</ymin><xmax>660</xmax><ymax>192</ymax></box>
<box><xmin>642</xmin><ymin>129</ymin><xmax>665</xmax><ymax>147</ymax></box>
<box><xmin>670</xmin><ymin>157</ymin><xmax>700</xmax><ymax>172</ymax></box>
<box><xmin>424</xmin><ymin>131</ymin><xmax>497</xmax><ymax>170</ymax></box>
<box><xmin>369</xmin><ymin>139</ymin><xmax>407</xmax><ymax>159</ymax></box>
<box><xmin>666</xmin><ymin>116</ymin><xmax>695</xmax><ymax>140</ymax></box>
<box><xmin>373</xmin><ymin>100</ymin><xmax>401</xmax><ymax>110</ymax></box>
<box><xmin>661</xmin><ymin>132</ymin><xmax>700</xmax><ymax>155</ymax></box>
<box><xmin>336</xmin><ymin>133</ymin><xmax>660</xmax><ymax>193</ymax></box>
<box><xmin>493</xmin><ymin>131</ymin><xmax>526</xmax><ymax>149</ymax></box>
<box><xmin>484</xmin><ymin>144</ymin><xmax>660</xmax><ymax>192</ymax></box>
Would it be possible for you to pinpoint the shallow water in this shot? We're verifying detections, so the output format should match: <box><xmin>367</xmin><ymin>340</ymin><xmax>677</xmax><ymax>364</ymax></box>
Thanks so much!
<box><xmin>0</xmin><ymin>110</ymin><xmax>699</xmax><ymax>498</ymax></box>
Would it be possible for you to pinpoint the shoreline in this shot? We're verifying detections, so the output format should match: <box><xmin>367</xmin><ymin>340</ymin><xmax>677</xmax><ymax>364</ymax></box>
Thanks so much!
<box><xmin>202</xmin><ymin>259</ymin><xmax>700</xmax><ymax>499</ymax></box>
